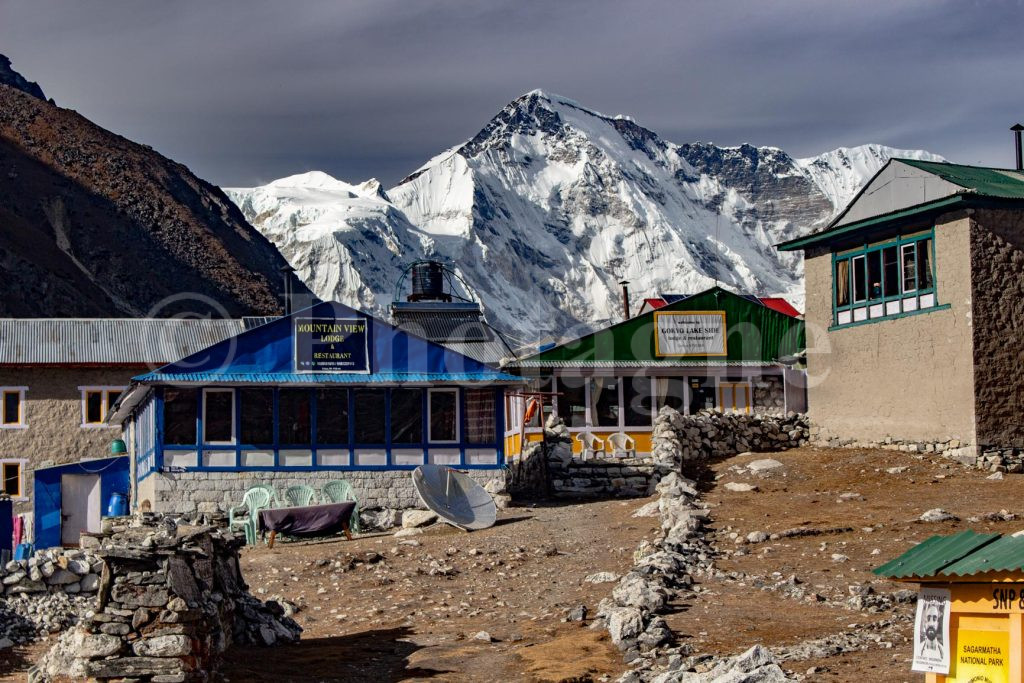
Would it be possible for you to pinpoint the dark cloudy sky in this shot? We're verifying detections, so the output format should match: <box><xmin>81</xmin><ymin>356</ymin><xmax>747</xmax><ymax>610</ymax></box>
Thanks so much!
<box><xmin>2</xmin><ymin>0</ymin><xmax>1023</xmax><ymax>187</ymax></box>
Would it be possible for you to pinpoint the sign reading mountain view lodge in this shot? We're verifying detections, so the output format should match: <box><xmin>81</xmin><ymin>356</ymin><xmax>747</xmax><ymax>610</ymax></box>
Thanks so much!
<box><xmin>654</xmin><ymin>311</ymin><xmax>728</xmax><ymax>357</ymax></box>
<box><xmin>294</xmin><ymin>317</ymin><xmax>370</xmax><ymax>373</ymax></box>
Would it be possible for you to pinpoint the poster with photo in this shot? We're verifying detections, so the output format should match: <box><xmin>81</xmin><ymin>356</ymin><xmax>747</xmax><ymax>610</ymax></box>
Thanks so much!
<box><xmin>912</xmin><ymin>587</ymin><xmax>951</xmax><ymax>674</ymax></box>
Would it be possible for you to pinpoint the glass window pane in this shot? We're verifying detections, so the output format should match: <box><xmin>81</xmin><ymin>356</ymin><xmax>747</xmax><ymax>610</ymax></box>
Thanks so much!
<box><xmin>883</xmin><ymin>247</ymin><xmax>899</xmax><ymax>297</ymax></box>
<box><xmin>203</xmin><ymin>390</ymin><xmax>234</xmax><ymax>443</ymax></box>
<box><xmin>240</xmin><ymin>388</ymin><xmax>274</xmax><ymax>444</ymax></box>
<box><xmin>465</xmin><ymin>389</ymin><xmax>496</xmax><ymax>444</ymax></box>
<box><xmin>163</xmin><ymin>388</ymin><xmax>198</xmax><ymax>446</ymax></box>
<box><xmin>590</xmin><ymin>377</ymin><xmax>620</xmax><ymax>428</ymax></box>
<box><xmin>316</xmin><ymin>388</ymin><xmax>349</xmax><ymax>444</ymax></box>
<box><xmin>689</xmin><ymin>377</ymin><xmax>716</xmax><ymax>414</ymax></box>
<box><xmin>354</xmin><ymin>389</ymin><xmax>386</xmax><ymax>444</ymax></box>
<box><xmin>867</xmin><ymin>251</ymin><xmax>882</xmax><ymax>300</ymax></box>
<box><xmin>556</xmin><ymin>378</ymin><xmax>588</xmax><ymax>427</ymax></box>
<box><xmin>86</xmin><ymin>391</ymin><xmax>103</xmax><ymax>423</ymax></box>
<box><xmin>390</xmin><ymin>388</ymin><xmax>423</xmax><ymax>445</ymax></box>
<box><xmin>3</xmin><ymin>392</ymin><xmax>20</xmax><ymax>425</ymax></box>
<box><xmin>902</xmin><ymin>243</ymin><xmax>917</xmax><ymax>292</ymax></box>
<box><xmin>835</xmin><ymin>259</ymin><xmax>850</xmax><ymax>306</ymax></box>
<box><xmin>852</xmin><ymin>256</ymin><xmax>867</xmax><ymax>303</ymax></box>
<box><xmin>278</xmin><ymin>389</ymin><xmax>311</xmax><ymax>446</ymax></box>
<box><xmin>2</xmin><ymin>463</ymin><xmax>18</xmax><ymax>496</ymax></box>
<box><xmin>918</xmin><ymin>239</ymin><xmax>933</xmax><ymax>290</ymax></box>
<box><xmin>655</xmin><ymin>378</ymin><xmax>687</xmax><ymax>413</ymax></box>
<box><xmin>107</xmin><ymin>390</ymin><xmax>122</xmax><ymax>411</ymax></box>
<box><xmin>623</xmin><ymin>377</ymin><xmax>653</xmax><ymax>427</ymax></box>
<box><xmin>429</xmin><ymin>390</ymin><xmax>458</xmax><ymax>442</ymax></box>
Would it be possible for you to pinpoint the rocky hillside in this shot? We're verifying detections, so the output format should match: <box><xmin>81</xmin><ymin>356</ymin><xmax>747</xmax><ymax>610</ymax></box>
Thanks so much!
<box><xmin>229</xmin><ymin>91</ymin><xmax>942</xmax><ymax>338</ymax></box>
<box><xmin>0</xmin><ymin>55</ymin><xmax>299</xmax><ymax>317</ymax></box>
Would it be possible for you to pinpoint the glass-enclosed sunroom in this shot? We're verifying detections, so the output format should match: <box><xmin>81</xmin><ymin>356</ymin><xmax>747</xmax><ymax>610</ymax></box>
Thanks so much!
<box><xmin>108</xmin><ymin>301</ymin><xmax>523</xmax><ymax>516</ymax></box>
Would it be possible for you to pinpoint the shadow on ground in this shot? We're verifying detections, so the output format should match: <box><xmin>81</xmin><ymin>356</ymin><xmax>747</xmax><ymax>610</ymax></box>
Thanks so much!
<box><xmin>217</xmin><ymin>627</ymin><xmax>446</xmax><ymax>682</ymax></box>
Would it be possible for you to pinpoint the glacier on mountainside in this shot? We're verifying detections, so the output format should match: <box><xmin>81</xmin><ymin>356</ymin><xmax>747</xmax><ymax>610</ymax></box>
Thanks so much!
<box><xmin>225</xmin><ymin>91</ymin><xmax>943</xmax><ymax>344</ymax></box>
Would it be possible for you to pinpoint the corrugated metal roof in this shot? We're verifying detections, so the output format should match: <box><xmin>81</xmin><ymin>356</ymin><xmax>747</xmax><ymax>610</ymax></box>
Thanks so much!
<box><xmin>940</xmin><ymin>534</ymin><xmax>1024</xmax><ymax>577</ymax></box>
<box><xmin>0</xmin><ymin>319</ymin><xmax>252</xmax><ymax>365</ymax></box>
<box><xmin>508</xmin><ymin>359</ymin><xmax>777</xmax><ymax>368</ymax></box>
<box><xmin>899</xmin><ymin>159</ymin><xmax>1024</xmax><ymax>199</ymax></box>
<box><xmin>391</xmin><ymin>309</ymin><xmax>492</xmax><ymax>343</ymax></box>
<box><xmin>873</xmin><ymin>530</ymin><xmax>1001</xmax><ymax>580</ymax></box>
<box><xmin>133</xmin><ymin>371</ymin><xmax>524</xmax><ymax>384</ymax></box>
<box><xmin>445</xmin><ymin>340</ymin><xmax>518</xmax><ymax>366</ymax></box>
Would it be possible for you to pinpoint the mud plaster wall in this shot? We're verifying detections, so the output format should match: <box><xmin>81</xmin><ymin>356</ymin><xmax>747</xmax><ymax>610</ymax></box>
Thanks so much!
<box><xmin>804</xmin><ymin>212</ymin><xmax>977</xmax><ymax>445</ymax></box>
<box><xmin>970</xmin><ymin>209</ymin><xmax>1024</xmax><ymax>447</ymax></box>
<box><xmin>0</xmin><ymin>366</ymin><xmax>133</xmax><ymax>511</ymax></box>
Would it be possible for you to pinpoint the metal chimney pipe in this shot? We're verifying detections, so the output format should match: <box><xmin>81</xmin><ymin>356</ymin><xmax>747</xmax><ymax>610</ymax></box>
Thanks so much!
<box><xmin>619</xmin><ymin>279</ymin><xmax>630</xmax><ymax>319</ymax></box>
<box><xmin>1012</xmin><ymin>124</ymin><xmax>1024</xmax><ymax>171</ymax></box>
<box><xmin>280</xmin><ymin>265</ymin><xmax>295</xmax><ymax>316</ymax></box>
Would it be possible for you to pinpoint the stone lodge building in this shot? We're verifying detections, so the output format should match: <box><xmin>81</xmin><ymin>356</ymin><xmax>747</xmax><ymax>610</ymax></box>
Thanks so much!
<box><xmin>777</xmin><ymin>158</ymin><xmax>1024</xmax><ymax>458</ymax></box>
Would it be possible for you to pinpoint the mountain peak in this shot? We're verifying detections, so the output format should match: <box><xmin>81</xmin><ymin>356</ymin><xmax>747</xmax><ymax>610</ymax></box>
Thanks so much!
<box><xmin>0</xmin><ymin>54</ymin><xmax>46</xmax><ymax>101</ymax></box>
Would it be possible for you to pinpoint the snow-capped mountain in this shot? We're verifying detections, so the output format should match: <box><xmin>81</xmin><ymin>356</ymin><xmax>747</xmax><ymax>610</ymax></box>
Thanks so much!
<box><xmin>226</xmin><ymin>91</ymin><xmax>942</xmax><ymax>340</ymax></box>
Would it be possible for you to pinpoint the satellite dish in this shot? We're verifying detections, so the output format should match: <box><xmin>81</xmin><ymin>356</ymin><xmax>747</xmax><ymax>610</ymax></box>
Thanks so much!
<box><xmin>412</xmin><ymin>464</ymin><xmax>497</xmax><ymax>530</ymax></box>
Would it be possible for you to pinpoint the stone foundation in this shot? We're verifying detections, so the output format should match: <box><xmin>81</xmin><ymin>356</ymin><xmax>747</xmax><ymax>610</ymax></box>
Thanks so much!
<box><xmin>145</xmin><ymin>468</ymin><xmax>506</xmax><ymax>517</ymax></box>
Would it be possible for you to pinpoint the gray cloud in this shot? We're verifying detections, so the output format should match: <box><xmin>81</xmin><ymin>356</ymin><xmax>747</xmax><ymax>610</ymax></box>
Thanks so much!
<box><xmin>2</xmin><ymin>0</ymin><xmax>1022</xmax><ymax>186</ymax></box>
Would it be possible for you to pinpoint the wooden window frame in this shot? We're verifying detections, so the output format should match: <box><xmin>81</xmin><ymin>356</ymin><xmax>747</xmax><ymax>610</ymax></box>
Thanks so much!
<box><xmin>0</xmin><ymin>388</ymin><xmax>27</xmax><ymax>429</ymax></box>
<box><xmin>0</xmin><ymin>459</ymin><xmax>26</xmax><ymax>499</ymax></box>
<box><xmin>79</xmin><ymin>386</ymin><xmax>128</xmax><ymax>428</ymax></box>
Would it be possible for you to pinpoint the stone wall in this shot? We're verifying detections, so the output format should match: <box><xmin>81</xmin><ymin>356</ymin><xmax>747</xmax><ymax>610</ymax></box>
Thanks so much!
<box><xmin>970</xmin><ymin>208</ymin><xmax>1024</xmax><ymax>449</ymax></box>
<box><xmin>144</xmin><ymin>468</ymin><xmax>505</xmax><ymax>519</ymax></box>
<box><xmin>752</xmin><ymin>375</ymin><xmax>786</xmax><ymax>416</ymax></box>
<box><xmin>802</xmin><ymin>212</ymin><xmax>978</xmax><ymax>447</ymax></box>
<box><xmin>0</xmin><ymin>366</ymin><xmax>132</xmax><ymax>511</ymax></box>
<box><xmin>36</xmin><ymin>517</ymin><xmax>300</xmax><ymax>682</ymax></box>
<box><xmin>509</xmin><ymin>409</ymin><xmax>808</xmax><ymax>499</ymax></box>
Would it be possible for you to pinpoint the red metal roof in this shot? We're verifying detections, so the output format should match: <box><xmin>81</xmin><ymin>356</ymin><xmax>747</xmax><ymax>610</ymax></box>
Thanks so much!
<box><xmin>758</xmin><ymin>297</ymin><xmax>801</xmax><ymax>318</ymax></box>
<box><xmin>643</xmin><ymin>298</ymin><xmax>668</xmax><ymax>310</ymax></box>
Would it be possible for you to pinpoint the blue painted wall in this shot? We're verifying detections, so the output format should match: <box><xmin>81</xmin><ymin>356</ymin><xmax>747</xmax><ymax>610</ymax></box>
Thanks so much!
<box><xmin>34</xmin><ymin>456</ymin><xmax>130</xmax><ymax>549</ymax></box>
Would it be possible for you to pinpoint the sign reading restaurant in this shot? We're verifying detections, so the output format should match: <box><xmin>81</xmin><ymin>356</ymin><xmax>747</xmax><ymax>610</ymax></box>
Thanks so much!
<box><xmin>294</xmin><ymin>317</ymin><xmax>370</xmax><ymax>373</ymax></box>
<box><xmin>653</xmin><ymin>311</ymin><xmax>728</xmax><ymax>357</ymax></box>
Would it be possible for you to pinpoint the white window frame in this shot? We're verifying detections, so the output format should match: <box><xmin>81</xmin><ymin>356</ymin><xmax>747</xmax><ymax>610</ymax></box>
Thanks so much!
<box><xmin>851</xmin><ymin>254</ymin><xmax>867</xmax><ymax>303</ymax></box>
<box><xmin>0</xmin><ymin>387</ymin><xmax>27</xmax><ymax>429</ymax></box>
<box><xmin>202</xmin><ymin>388</ymin><xmax>236</xmax><ymax>445</ymax></box>
<box><xmin>0</xmin><ymin>458</ymin><xmax>27</xmax><ymax>500</ymax></box>
<box><xmin>621</xmin><ymin>376</ymin><xmax>656</xmax><ymax>430</ymax></box>
<box><xmin>79</xmin><ymin>386</ymin><xmax>127</xmax><ymax>428</ymax></box>
<box><xmin>901</xmin><ymin>243</ymin><xmax>918</xmax><ymax>293</ymax></box>
<box><xmin>427</xmin><ymin>388</ymin><xmax>460</xmax><ymax>444</ymax></box>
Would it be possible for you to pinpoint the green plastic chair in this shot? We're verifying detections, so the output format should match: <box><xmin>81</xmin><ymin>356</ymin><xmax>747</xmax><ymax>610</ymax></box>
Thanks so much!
<box><xmin>283</xmin><ymin>484</ymin><xmax>317</xmax><ymax>508</ymax></box>
<box><xmin>322</xmin><ymin>480</ymin><xmax>361</xmax><ymax>533</ymax></box>
<box><xmin>228</xmin><ymin>487</ymin><xmax>273</xmax><ymax>546</ymax></box>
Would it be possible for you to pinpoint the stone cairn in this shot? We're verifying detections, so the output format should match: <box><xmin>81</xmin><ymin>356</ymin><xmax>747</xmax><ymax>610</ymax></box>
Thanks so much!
<box><xmin>596</xmin><ymin>406</ymin><xmax>806</xmax><ymax>682</ymax></box>
<box><xmin>34</xmin><ymin>517</ymin><xmax>301</xmax><ymax>682</ymax></box>
<box><xmin>509</xmin><ymin>408</ymin><xmax>808</xmax><ymax>500</ymax></box>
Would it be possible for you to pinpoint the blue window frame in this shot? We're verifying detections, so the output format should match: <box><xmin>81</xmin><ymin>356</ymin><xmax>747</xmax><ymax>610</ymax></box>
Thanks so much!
<box><xmin>156</xmin><ymin>385</ymin><xmax>504</xmax><ymax>471</ymax></box>
<box><xmin>830</xmin><ymin>229</ymin><xmax>947</xmax><ymax>329</ymax></box>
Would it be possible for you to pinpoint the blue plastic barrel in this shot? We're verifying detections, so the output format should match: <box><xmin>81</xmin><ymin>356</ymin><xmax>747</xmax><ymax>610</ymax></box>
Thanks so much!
<box><xmin>106</xmin><ymin>492</ymin><xmax>128</xmax><ymax>517</ymax></box>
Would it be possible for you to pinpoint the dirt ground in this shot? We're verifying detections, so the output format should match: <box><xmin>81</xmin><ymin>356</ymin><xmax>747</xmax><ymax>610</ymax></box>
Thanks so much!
<box><xmin>5</xmin><ymin>445</ymin><xmax>1023</xmax><ymax>682</ymax></box>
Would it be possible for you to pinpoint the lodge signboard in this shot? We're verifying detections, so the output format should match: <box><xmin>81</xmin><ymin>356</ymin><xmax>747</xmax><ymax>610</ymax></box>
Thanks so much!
<box><xmin>654</xmin><ymin>311</ymin><xmax>728</xmax><ymax>357</ymax></box>
<box><xmin>294</xmin><ymin>317</ymin><xmax>370</xmax><ymax>373</ymax></box>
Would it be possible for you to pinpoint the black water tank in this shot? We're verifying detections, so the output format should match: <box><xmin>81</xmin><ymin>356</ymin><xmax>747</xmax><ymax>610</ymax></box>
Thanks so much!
<box><xmin>410</xmin><ymin>261</ymin><xmax>446</xmax><ymax>301</ymax></box>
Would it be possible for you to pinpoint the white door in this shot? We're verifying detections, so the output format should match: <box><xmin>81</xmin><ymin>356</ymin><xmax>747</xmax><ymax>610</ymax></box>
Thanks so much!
<box><xmin>61</xmin><ymin>474</ymin><xmax>101</xmax><ymax>546</ymax></box>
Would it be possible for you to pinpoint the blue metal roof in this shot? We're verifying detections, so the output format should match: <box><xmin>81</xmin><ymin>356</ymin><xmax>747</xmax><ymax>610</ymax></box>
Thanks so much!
<box><xmin>134</xmin><ymin>371</ymin><xmax>523</xmax><ymax>384</ymax></box>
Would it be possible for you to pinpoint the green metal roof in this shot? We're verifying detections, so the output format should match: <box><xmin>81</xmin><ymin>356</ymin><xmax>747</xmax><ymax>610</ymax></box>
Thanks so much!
<box><xmin>513</xmin><ymin>287</ymin><xmax>804</xmax><ymax>368</ymax></box>
<box><xmin>899</xmin><ymin>159</ymin><xmax>1024</xmax><ymax>199</ymax></box>
<box><xmin>940</xmin><ymin>534</ymin><xmax>1024</xmax><ymax>577</ymax></box>
<box><xmin>777</xmin><ymin>158</ymin><xmax>1024</xmax><ymax>252</ymax></box>
<box><xmin>873</xmin><ymin>530</ymin><xmax>1001</xmax><ymax>580</ymax></box>
<box><xmin>509</xmin><ymin>359</ymin><xmax>778</xmax><ymax>369</ymax></box>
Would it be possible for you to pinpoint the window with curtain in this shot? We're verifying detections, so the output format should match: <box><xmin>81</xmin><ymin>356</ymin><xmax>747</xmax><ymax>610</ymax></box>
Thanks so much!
<box><xmin>163</xmin><ymin>388</ymin><xmax>198</xmax><ymax>445</ymax></box>
<box><xmin>655</xmin><ymin>377</ymin><xmax>687</xmax><ymax>413</ymax></box>
<box><xmin>390</xmin><ymin>388</ymin><xmax>423</xmax><ymax>444</ymax></box>
<box><xmin>354</xmin><ymin>389</ymin><xmax>386</xmax><ymax>443</ymax></box>
<box><xmin>589</xmin><ymin>377</ymin><xmax>620</xmax><ymax>428</ymax></box>
<box><xmin>465</xmin><ymin>389</ymin><xmax>496</xmax><ymax>444</ymax></box>
<box><xmin>835</xmin><ymin>259</ymin><xmax>850</xmax><ymax>307</ymax></box>
<box><xmin>623</xmin><ymin>377</ymin><xmax>653</xmax><ymax>427</ymax></box>
<box><xmin>556</xmin><ymin>377</ymin><xmax>588</xmax><ymax>427</ymax></box>
<box><xmin>316</xmin><ymin>388</ymin><xmax>349</xmax><ymax>444</ymax></box>
<box><xmin>278</xmin><ymin>388</ymin><xmax>311</xmax><ymax>445</ymax></box>
<box><xmin>240</xmin><ymin>388</ymin><xmax>274</xmax><ymax>444</ymax></box>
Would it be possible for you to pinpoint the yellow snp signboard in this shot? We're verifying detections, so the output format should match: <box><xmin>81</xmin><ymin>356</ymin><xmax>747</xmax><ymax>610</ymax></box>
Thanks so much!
<box><xmin>653</xmin><ymin>311</ymin><xmax>727</xmax><ymax>357</ymax></box>
<box><xmin>948</xmin><ymin>629</ymin><xmax>1009</xmax><ymax>683</ymax></box>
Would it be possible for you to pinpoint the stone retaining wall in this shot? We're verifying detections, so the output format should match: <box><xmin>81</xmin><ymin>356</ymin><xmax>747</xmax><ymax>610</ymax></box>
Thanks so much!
<box><xmin>144</xmin><ymin>468</ymin><xmax>505</xmax><ymax>517</ymax></box>
<box><xmin>36</xmin><ymin>517</ymin><xmax>300</xmax><ymax>682</ymax></box>
<box><xmin>810</xmin><ymin>429</ymin><xmax>1024</xmax><ymax>473</ymax></box>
